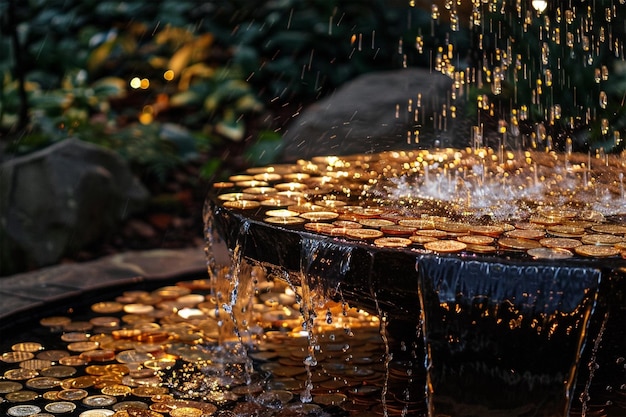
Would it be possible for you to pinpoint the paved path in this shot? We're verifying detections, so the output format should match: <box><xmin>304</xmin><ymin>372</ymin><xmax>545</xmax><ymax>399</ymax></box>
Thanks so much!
<box><xmin>0</xmin><ymin>247</ymin><xmax>210</xmax><ymax>323</ymax></box>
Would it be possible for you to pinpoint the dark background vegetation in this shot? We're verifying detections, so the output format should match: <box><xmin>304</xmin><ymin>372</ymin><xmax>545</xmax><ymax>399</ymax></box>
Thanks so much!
<box><xmin>1</xmin><ymin>0</ymin><xmax>624</xmax><ymax>272</ymax></box>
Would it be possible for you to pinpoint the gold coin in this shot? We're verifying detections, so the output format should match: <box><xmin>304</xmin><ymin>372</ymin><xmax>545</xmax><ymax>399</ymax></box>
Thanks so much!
<box><xmin>529</xmin><ymin>215</ymin><xmax>562</xmax><ymax>226</ymax></box>
<box><xmin>259</xmin><ymin>197</ymin><xmax>293</xmax><ymax>207</ymax></box>
<box><xmin>11</xmin><ymin>342</ymin><xmax>43</xmax><ymax>353</ymax></box>
<box><xmin>345</xmin><ymin>229</ymin><xmax>384</xmax><ymax>240</ymax></box>
<box><xmin>591</xmin><ymin>224</ymin><xmax>626</xmax><ymax>235</ymax></box>
<box><xmin>61</xmin><ymin>376</ymin><xmax>97</xmax><ymax>389</ymax></box>
<box><xmin>253</xmin><ymin>172</ymin><xmax>282</xmax><ymax>182</ymax></box>
<box><xmin>0</xmin><ymin>381</ymin><xmax>23</xmax><ymax>393</ymax></box>
<box><xmin>211</xmin><ymin>181</ymin><xmax>234</xmax><ymax>189</ymax></box>
<box><xmin>373</xmin><ymin>237</ymin><xmax>412</xmax><ymax>248</ymax></box>
<box><xmin>19</xmin><ymin>359</ymin><xmax>53</xmax><ymax>370</ymax></box>
<box><xmin>122</xmin><ymin>304</ymin><xmax>154</xmax><ymax>315</ymax></box>
<box><xmin>398</xmin><ymin>219</ymin><xmax>435</xmax><ymax>229</ymax></box>
<box><xmin>299</xmin><ymin>211</ymin><xmax>339</xmax><ymax>221</ymax></box>
<box><xmin>91</xmin><ymin>302</ymin><xmax>124</xmax><ymax>314</ymax></box>
<box><xmin>227</xmin><ymin>174</ymin><xmax>254</xmax><ymax>182</ymax></box>
<box><xmin>467</xmin><ymin>225</ymin><xmax>505</xmax><ymax>237</ymax></box>
<box><xmin>131</xmin><ymin>386</ymin><xmax>168</xmax><ymax>397</ymax></box>
<box><xmin>380</xmin><ymin>225</ymin><xmax>416</xmax><ymax>236</ymax></box>
<box><xmin>63</xmin><ymin>321</ymin><xmax>93</xmax><ymax>332</ymax></box>
<box><xmin>101</xmin><ymin>384</ymin><xmax>132</xmax><ymax>396</ymax></box>
<box><xmin>78</xmin><ymin>409</ymin><xmax>116</xmax><ymax>416</ymax></box>
<box><xmin>42</xmin><ymin>390</ymin><xmax>61</xmax><ymax>400</ymax></box>
<box><xmin>57</xmin><ymin>388</ymin><xmax>89</xmax><ymax>401</ymax></box>
<box><xmin>4</xmin><ymin>368</ymin><xmax>39</xmax><ymax>380</ymax></box>
<box><xmin>170</xmin><ymin>407</ymin><xmax>203</xmax><ymax>417</ymax></box>
<box><xmin>67</xmin><ymin>341</ymin><xmax>99</xmax><ymax>352</ymax></box>
<box><xmin>581</xmin><ymin>234</ymin><xmax>624</xmax><ymax>246</ymax></box>
<box><xmin>457</xmin><ymin>235</ymin><xmax>494</xmax><ymax>245</ymax></box>
<box><xmin>5</xmin><ymin>390</ymin><xmax>39</xmax><ymax>402</ymax></box>
<box><xmin>37</xmin><ymin>350</ymin><xmax>70</xmax><ymax>361</ymax></box>
<box><xmin>61</xmin><ymin>332</ymin><xmax>90</xmax><ymax>343</ymax></box>
<box><xmin>575</xmin><ymin>245</ymin><xmax>620</xmax><ymax>258</ymax></box>
<box><xmin>435</xmin><ymin>222</ymin><xmax>471</xmax><ymax>234</ymax></box>
<box><xmin>2</xmin><ymin>351</ymin><xmax>35</xmax><ymax>363</ymax></box>
<box><xmin>546</xmin><ymin>225</ymin><xmax>585</xmax><ymax>237</ymax></box>
<box><xmin>222</xmin><ymin>199</ymin><xmax>261</xmax><ymax>210</ymax></box>
<box><xmin>80</xmin><ymin>349</ymin><xmax>116</xmax><ymax>363</ymax></box>
<box><xmin>39</xmin><ymin>316</ymin><xmax>72</xmax><ymax>328</ymax></box>
<box><xmin>415</xmin><ymin>229</ymin><xmax>448</xmax><ymax>238</ymax></box>
<box><xmin>332</xmin><ymin>220</ymin><xmax>362</xmax><ymax>229</ymax></box>
<box><xmin>424</xmin><ymin>240</ymin><xmax>467</xmax><ymax>253</ymax></box>
<box><xmin>265</xmin><ymin>209</ymin><xmax>299</xmax><ymax>217</ymax></box>
<box><xmin>274</xmin><ymin>182</ymin><xmax>308</xmax><ymax>192</ymax></box>
<box><xmin>464</xmin><ymin>244</ymin><xmax>497</xmax><ymax>254</ymax></box>
<box><xmin>408</xmin><ymin>235</ymin><xmax>439</xmax><ymax>245</ymax></box>
<box><xmin>264</xmin><ymin>216</ymin><xmax>306</xmax><ymax>225</ymax></box>
<box><xmin>217</xmin><ymin>192</ymin><xmax>255</xmax><ymax>201</ymax></box>
<box><xmin>539</xmin><ymin>237</ymin><xmax>582</xmax><ymax>250</ymax></box>
<box><xmin>241</xmin><ymin>186</ymin><xmax>276</xmax><ymax>195</ymax></box>
<box><xmin>527</xmin><ymin>247</ymin><xmax>574</xmax><ymax>260</ymax></box>
<box><xmin>39</xmin><ymin>365</ymin><xmax>76</xmax><ymax>378</ymax></box>
<box><xmin>505</xmin><ymin>229</ymin><xmax>545</xmax><ymax>240</ymax></box>
<box><xmin>358</xmin><ymin>218</ymin><xmax>396</xmax><ymax>228</ymax></box>
<box><xmin>58</xmin><ymin>356</ymin><xmax>88</xmax><ymax>366</ymax></box>
<box><xmin>304</xmin><ymin>222</ymin><xmax>336</xmax><ymax>234</ymax></box>
<box><xmin>498</xmin><ymin>237</ymin><xmax>542</xmax><ymax>250</ymax></box>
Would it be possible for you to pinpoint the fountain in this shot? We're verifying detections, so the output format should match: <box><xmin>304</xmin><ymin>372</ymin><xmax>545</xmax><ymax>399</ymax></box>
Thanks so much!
<box><xmin>204</xmin><ymin>0</ymin><xmax>626</xmax><ymax>416</ymax></box>
<box><xmin>0</xmin><ymin>1</ymin><xmax>624</xmax><ymax>417</ymax></box>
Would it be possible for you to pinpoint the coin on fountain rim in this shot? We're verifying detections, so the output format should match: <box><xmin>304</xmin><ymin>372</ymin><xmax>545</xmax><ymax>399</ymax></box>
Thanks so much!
<box><xmin>408</xmin><ymin>235</ymin><xmax>439</xmax><ymax>245</ymax></box>
<box><xmin>498</xmin><ymin>237</ymin><xmax>543</xmax><ymax>250</ymax></box>
<box><xmin>590</xmin><ymin>224</ymin><xmax>626</xmax><ymax>235</ymax></box>
<box><xmin>414</xmin><ymin>229</ymin><xmax>448</xmax><ymax>238</ymax></box>
<box><xmin>373</xmin><ymin>237</ymin><xmax>413</xmax><ymax>248</ymax></box>
<box><xmin>457</xmin><ymin>235</ymin><xmax>494</xmax><ymax>245</ymax></box>
<box><xmin>304</xmin><ymin>222</ymin><xmax>336</xmax><ymax>234</ymax></box>
<box><xmin>380</xmin><ymin>224</ymin><xmax>416</xmax><ymax>236</ymax></box>
<box><xmin>539</xmin><ymin>237</ymin><xmax>582</xmax><ymax>250</ymax></box>
<box><xmin>264</xmin><ymin>216</ymin><xmax>306</xmax><ymax>225</ymax></box>
<box><xmin>581</xmin><ymin>234</ymin><xmax>623</xmax><ymax>246</ymax></box>
<box><xmin>299</xmin><ymin>211</ymin><xmax>339</xmax><ymax>221</ymax></box>
<box><xmin>398</xmin><ymin>219</ymin><xmax>435</xmax><ymax>229</ymax></box>
<box><xmin>464</xmin><ymin>243</ymin><xmax>497</xmax><ymax>253</ymax></box>
<box><xmin>345</xmin><ymin>228</ymin><xmax>384</xmax><ymax>240</ymax></box>
<box><xmin>222</xmin><ymin>199</ymin><xmax>261</xmax><ymax>210</ymax></box>
<box><xmin>574</xmin><ymin>245</ymin><xmax>620</xmax><ymax>258</ymax></box>
<box><xmin>242</xmin><ymin>186</ymin><xmax>276</xmax><ymax>195</ymax></box>
<box><xmin>45</xmin><ymin>401</ymin><xmax>76</xmax><ymax>414</ymax></box>
<box><xmin>7</xmin><ymin>405</ymin><xmax>42</xmax><ymax>416</ymax></box>
<box><xmin>358</xmin><ymin>218</ymin><xmax>396</xmax><ymax>228</ymax></box>
<box><xmin>67</xmin><ymin>341</ymin><xmax>99</xmax><ymax>352</ymax></box>
<box><xmin>546</xmin><ymin>225</ymin><xmax>586</xmax><ymax>237</ymax></box>
<box><xmin>527</xmin><ymin>247</ymin><xmax>574</xmax><ymax>260</ymax></box>
<box><xmin>25</xmin><ymin>376</ymin><xmax>61</xmax><ymax>389</ymax></box>
<box><xmin>424</xmin><ymin>240</ymin><xmax>467</xmax><ymax>253</ymax></box>
<box><xmin>217</xmin><ymin>192</ymin><xmax>255</xmax><ymax>201</ymax></box>
<box><xmin>505</xmin><ymin>229</ymin><xmax>545</xmax><ymax>240</ymax></box>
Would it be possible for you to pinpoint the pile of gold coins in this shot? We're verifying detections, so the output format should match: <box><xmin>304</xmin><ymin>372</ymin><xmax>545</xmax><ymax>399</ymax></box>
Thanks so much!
<box><xmin>0</xmin><ymin>271</ymin><xmax>427</xmax><ymax>417</ymax></box>
<box><xmin>213</xmin><ymin>150</ymin><xmax>626</xmax><ymax>261</ymax></box>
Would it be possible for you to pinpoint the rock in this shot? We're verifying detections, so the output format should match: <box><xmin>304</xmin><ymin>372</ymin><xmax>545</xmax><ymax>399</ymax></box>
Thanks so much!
<box><xmin>281</xmin><ymin>68</ymin><xmax>470</xmax><ymax>161</ymax></box>
<box><xmin>0</xmin><ymin>138</ymin><xmax>149</xmax><ymax>274</ymax></box>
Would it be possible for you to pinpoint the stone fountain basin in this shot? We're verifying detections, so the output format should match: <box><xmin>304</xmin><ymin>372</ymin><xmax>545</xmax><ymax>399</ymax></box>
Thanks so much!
<box><xmin>208</xmin><ymin>195</ymin><xmax>626</xmax><ymax>415</ymax></box>
<box><xmin>208</xmin><ymin>198</ymin><xmax>625</xmax><ymax>322</ymax></box>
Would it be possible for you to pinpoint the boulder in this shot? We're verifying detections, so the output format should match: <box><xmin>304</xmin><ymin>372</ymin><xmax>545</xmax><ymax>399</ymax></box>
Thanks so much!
<box><xmin>0</xmin><ymin>138</ymin><xmax>149</xmax><ymax>273</ymax></box>
<box><xmin>281</xmin><ymin>68</ymin><xmax>469</xmax><ymax>161</ymax></box>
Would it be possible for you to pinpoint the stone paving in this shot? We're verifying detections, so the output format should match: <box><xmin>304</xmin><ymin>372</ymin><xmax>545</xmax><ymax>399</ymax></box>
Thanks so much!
<box><xmin>0</xmin><ymin>247</ymin><xmax>211</xmax><ymax>323</ymax></box>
